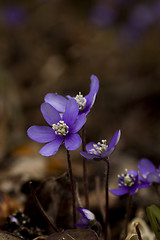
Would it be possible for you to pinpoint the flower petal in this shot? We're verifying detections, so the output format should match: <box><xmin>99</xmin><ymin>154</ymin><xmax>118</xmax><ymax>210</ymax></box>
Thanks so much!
<box><xmin>79</xmin><ymin>151</ymin><xmax>96</xmax><ymax>161</ymax></box>
<box><xmin>147</xmin><ymin>172</ymin><xmax>160</xmax><ymax>183</ymax></box>
<box><xmin>107</xmin><ymin>129</ymin><xmax>121</xmax><ymax>151</ymax></box>
<box><xmin>86</xmin><ymin>142</ymin><xmax>97</xmax><ymax>153</ymax></box>
<box><xmin>129</xmin><ymin>182</ymin><xmax>139</xmax><ymax>195</ymax></box>
<box><xmin>70</xmin><ymin>114</ymin><xmax>86</xmax><ymax>133</ymax></box>
<box><xmin>41</xmin><ymin>102</ymin><xmax>60</xmax><ymax>126</ymax></box>
<box><xmin>44</xmin><ymin>93</ymin><xmax>67</xmax><ymax>112</ymax></box>
<box><xmin>83</xmin><ymin>74</ymin><xmax>99</xmax><ymax>114</ymax></box>
<box><xmin>65</xmin><ymin>133</ymin><xmax>82</xmax><ymax>150</ymax></box>
<box><xmin>39</xmin><ymin>137</ymin><xmax>63</xmax><ymax>156</ymax></box>
<box><xmin>63</xmin><ymin>99</ymin><xmax>79</xmax><ymax>126</ymax></box>
<box><xmin>109</xmin><ymin>187</ymin><xmax>129</xmax><ymax>196</ymax></box>
<box><xmin>27</xmin><ymin>126</ymin><xmax>56</xmax><ymax>143</ymax></box>
<box><xmin>138</xmin><ymin>158</ymin><xmax>156</xmax><ymax>177</ymax></box>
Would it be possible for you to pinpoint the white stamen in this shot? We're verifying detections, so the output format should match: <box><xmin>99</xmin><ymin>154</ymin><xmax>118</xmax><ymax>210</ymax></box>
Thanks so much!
<box><xmin>75</xmin><ymin>92</ymin><xmax>87</xmax><ymax>110</ymax></box>
<box><xmin>118</xmin><ymin>172</ymin><xmax>136</xmax><ymax>187</ymax></box>
<box><xmin>89</xmin><ymin>140</ymin><xmax>108</xmax><ymax>155</ymax></box>
<box><xmin>52</xmin><ymin>120</ymin><xmax>69</xmax><ymax>136</ymax></box>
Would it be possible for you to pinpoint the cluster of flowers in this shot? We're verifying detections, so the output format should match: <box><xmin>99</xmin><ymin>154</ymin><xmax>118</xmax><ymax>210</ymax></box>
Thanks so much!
<box><xmin>77</xmin><ymin>158</ymin><xmax>160</xmax><ymax>226</ymax></box>
<box><xmin>27</xmin><ymin>74</ymin><xmax>99</xmax><ymax>156</ymax></box>
<box><xmin>27</xmin><ymin>74</ymin><xmax>160</xmax><ymax>232</ymax></box>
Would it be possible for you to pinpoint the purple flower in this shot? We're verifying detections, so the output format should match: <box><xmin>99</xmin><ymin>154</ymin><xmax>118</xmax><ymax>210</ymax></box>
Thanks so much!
<box><xmin>27</xmin><ymin>99</ymin><xmax>86</xmax><ymax>156</ymax></box>
<box><xmin>1</xmin><ymin>5</ymin><xmax>27</xmax><ymax>27</ymax></box>
<box><xmin>138</xmin><ymin>158</ymin><xmax>160</xmax><ymax>184</ymax></box>
<box><xmin>110</xmin><ymin>169</ymin><xmax>140</xmax><ymax>196</ymax></box>
<box><xmin>79</xmin><ymin>130</ymin><xmax>121</xmax><ymax>161</ymax></box>
<box><xmin>76</xmin><ymin>207</ymin><xmax>96</xmax><ymax>227</ymax></box>
<box><xmin>89</xmin><ymin>3</ymin><xmax>115</xmax><ymax>28</ymax></box>
<box><xmin>44</xmin><ymin>74</ymin><xmax>99</xmax><ymax>116</ymax></box>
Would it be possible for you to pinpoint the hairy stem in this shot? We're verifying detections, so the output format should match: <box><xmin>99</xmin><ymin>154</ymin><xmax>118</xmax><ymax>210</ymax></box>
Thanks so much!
<box><xmin>66</xmin><ymin>150</ymin><xmax>76</xmax><ymax>227</ymax></box>
<box><xmin>82</xmin><ymin>125</ymin><xmax>89</xmax><ymax>209</ymax></box>
<box><xmin>104</xmin><ymin>158</ymin><xmax>110</xmax><ymax>240</ymax></box>
<box><xmin>124</xmin><ymin>193</ymin><xmax>132</xmax><ymax>238</ymax></box>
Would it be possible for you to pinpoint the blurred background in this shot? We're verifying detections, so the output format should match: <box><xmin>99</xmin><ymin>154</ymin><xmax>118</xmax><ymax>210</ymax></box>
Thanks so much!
<box><xmin>0</xmin><ymin>0</ymin><xmax>160</xmax><ymax>178</ymax></box>
<box><xmin>0</xmin><ymin>1</ymin><xmax>160</xmax><ymax>238</ymax></box>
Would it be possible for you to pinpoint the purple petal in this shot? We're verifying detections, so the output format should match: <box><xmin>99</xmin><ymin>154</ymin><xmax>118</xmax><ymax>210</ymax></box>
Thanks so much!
<box><xmin>39</xmin><ymin>137</ymin><xmax>63</xmax><ymax>156</ymax></box>
<box><xmin>84</xmin><ymin>75</ymin><xmax>99</xmax><ymax>114</ymax></box>
<box><xmin>65</xmin><ymin>133</ymin><xmax>82</xmax><ymax>150</ymax></box>
<box><xmin>79</xmin><ymin>151</ymin><xmax>98</xmax><ymax>161</ymax></box>
<box><xmin>139</xmin><ymin>182</ymin><xmax>151</xmax><ymax>189</ymax></box>
<box><xmin>109</xmin><ymin>187</ymin><xmax>129</xmax><ymax>196</ymax></box>
<box><xmin>86</xmin><ymin>142</ymin><xmax>97</xmax><ymax>153</ymax></box>
<box><xmin>128</xmin><ymin>170</ymin><xmax>138</xmax><ymax>178</ymax></box>
<box><xmin>41</xmin><ymin>102</ymin><xmax>60</xmax><ymax>126</ymax></box>
<box><xmin>44</xmin><ymin>93</ymin><xmax>67</xmax><ymax>112</ymax></box>
<box><xmin>147</xmin><ymin>172</ymin><xmax>160</xmax><ymax>183</ymax></box>
<box><xmin>27</xmin><ymin>126</ymin><xmax>56</xmax><ymax>143</ymax></box>
<box><xmin>63</xmin><ymin>99</ymin><xmax>79</xmax><ymax>126</ymax></box>
<box><xmin>70</xmin><ymin>114</ymin><xmax>86</xmax><ymax>133</ymax></box>
<box><xmin>129</xmin><ymin>182</ymin><xmax>139</xmax><ymax>195</ymax></box>
<box><xmin>108</xmin><ymin>129</ymin><xmax>121</xmax><ymax>151</ymax></box>
<box><xmin>138</xmin><ymin>158</ymin><xmax>156</xmax><ymax>176</ymax></box>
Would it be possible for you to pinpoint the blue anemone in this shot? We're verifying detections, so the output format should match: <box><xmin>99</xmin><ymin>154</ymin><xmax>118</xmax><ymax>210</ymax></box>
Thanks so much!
<box><xmin>44</xmin><ymin>74</ymin><xmax>99</xmax><ymax>116</ymax></box>
<box><xmin>27</xmin><ymin>99</ymin><xmax>86</xmax><ymax>156</ymax></box>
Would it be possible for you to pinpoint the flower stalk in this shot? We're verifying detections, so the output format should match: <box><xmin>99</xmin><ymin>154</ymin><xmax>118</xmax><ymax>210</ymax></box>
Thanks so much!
<box><xmin>82</xmin><ymin>125</ymin><xmax>89</xmax><ymax>209</ymax></box>
<box><xmin>124</xmin><ymin>193</ymin><xmax>132</xmax><ymax>238</ymax></box>
<box><xmin>104</xmin><ymin>157</ymin><xmax>110</xmax><ymax>240</ymax></box>
<box><xmin>66</xmin><ymin>149</ymin><xmax>76</xmax><ymax>227</ymax></box>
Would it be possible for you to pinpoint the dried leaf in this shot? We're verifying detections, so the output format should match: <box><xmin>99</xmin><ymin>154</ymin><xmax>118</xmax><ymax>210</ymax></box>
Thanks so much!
<box><xmin>46</xmin><ymin>229</ymin><xmax>99</xmax><ymax>240</ymax></box>
<box><xmin>24</xmin><ymin>173</ymin><xmax>72</xmax><ymax>232</ymax></box>
<box><xmin>0</xmin><ymin>230</ymin><xmax>22</xmax><ymax>240</ymax></box>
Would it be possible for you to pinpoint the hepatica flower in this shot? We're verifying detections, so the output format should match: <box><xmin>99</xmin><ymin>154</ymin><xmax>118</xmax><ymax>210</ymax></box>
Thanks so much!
<box><xmin>138</xmin><ymin>158</ymin><xmax>160</xmax><ymax>184</ymax></box>
<box><xmin>79</xmin><ymin>130</ymin><xmax>121</xmax><ymax>161</ymax></box>
<box><xmin>27</xmin><ymin>99</ymin><xmax>86</xmax><ymax>156</ymax></box>
<box><xmin>110</xmin><ymin>169</ymin><xmax>140</xmax><ymax>196</ymax></box>
<box><xmin>44</xmin><ymin>74</ymin><xmax>99</xmax><ymax>116</ymax></box>
<box><xmin>76</xmin><ymin>207</ymin><xmax>96</xmax><ymax>227</ymax></box>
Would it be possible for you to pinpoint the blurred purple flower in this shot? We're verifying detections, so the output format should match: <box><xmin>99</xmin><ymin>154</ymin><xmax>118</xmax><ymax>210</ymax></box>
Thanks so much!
<box><xmin>44</xmin><ymin>74</ymin><xmax>99</xmax><ymax>116</ymax></box>
<box><xmin>27</xmin><ymin>99</ymin><xmax>86</xmax><ymax>156</ymax></box>
<box><xmin>152</xmin><ymin>1</ymin><xmax>160</xmax><ymax>22</ymax></box>
<box><xmin>129</xmin><ymin>4</ymin><xmax>155</xmax><ymax>31</ymax></box>
<box><xmin>110</xmin><ymin>169</ymin><xmax>140</xmax><ymax>196</ymax></box>
<box><xmin>0</xmin><ymin>5</ymin><xmax>27</xmax><ymax>27</ymax></box>
<box><xmin>76</xmin><ymin>207</ymin><xmax>96</xmax><ymax>227</ymax></box>
<box><xmin>79</xmin><ymin>130</ymin><xmax>121</xmax><ymax>161</ymax></box>
<box><xmin>89</xmin><ymin>3</ymin><xmax>115</xmax><ymax>28</ymax></box>
<box><xmin>138</xmin><ymin>158</ymin><xmax>160</xmax><ymax>184</ymax></box>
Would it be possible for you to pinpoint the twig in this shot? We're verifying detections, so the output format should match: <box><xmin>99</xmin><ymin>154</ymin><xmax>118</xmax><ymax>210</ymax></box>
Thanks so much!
<box><xmin>29</xmin><ymin>181</ymin><xmax>59</xmax><ymax>232</ymax></box>
<box><xmin>135</xmin><ymin>223</ymin><xmax>143</xmax><ymax>240</ymax></box>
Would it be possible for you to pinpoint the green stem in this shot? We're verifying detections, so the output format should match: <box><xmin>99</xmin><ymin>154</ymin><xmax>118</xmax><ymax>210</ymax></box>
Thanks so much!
<box><xmin>82</xmin><ymin>125</ymin><xmax>89</xmax><ymax>209</ymax></box>
<box><xmin>66</xmin><ymin>150</ymin><xmax>76</xmax><ymax>227</ymax></box>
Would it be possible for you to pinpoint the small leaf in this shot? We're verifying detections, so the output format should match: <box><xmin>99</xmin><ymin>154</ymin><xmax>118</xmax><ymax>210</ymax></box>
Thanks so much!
<box><xmin>46</xmin><ymin>229</ymin><xmax>99</xmax><ymax>240</ymax></box>
<box><xmin>146</xmin><ymin>204</ymin><xmax>160</xmax><ymax>240</ymax></box>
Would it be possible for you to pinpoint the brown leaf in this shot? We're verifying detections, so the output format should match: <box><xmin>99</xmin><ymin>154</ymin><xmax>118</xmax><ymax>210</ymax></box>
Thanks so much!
<box><xmin>46</xmin><ymin>229</ymin><xmax>99</xmax><ymax>240</ymax></box>
<box><xmin>0</xmin><ymin>230</ymin><xmax>22</xmax><ymax>240</ymax></box>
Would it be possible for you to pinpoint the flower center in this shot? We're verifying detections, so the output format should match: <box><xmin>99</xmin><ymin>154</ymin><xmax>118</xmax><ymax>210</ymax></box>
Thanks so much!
<box><xmin>75</xmin><ymin>92</ymin><xmax>87</xmax><ymax>110</ymax></box>
<box><xmin>89</xmin><ymin>140</ymin><xmax>108</xmax><ymax>155</ymax></box>
<box><xmin>118</xmin><ymin>170</ymin><xmax>136</xmax><ymax>187</ymax></box>
<box><xmin>52</xmin><ymin>120</ymin><xmax>69</xmax><ymax>136</ymax></box>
